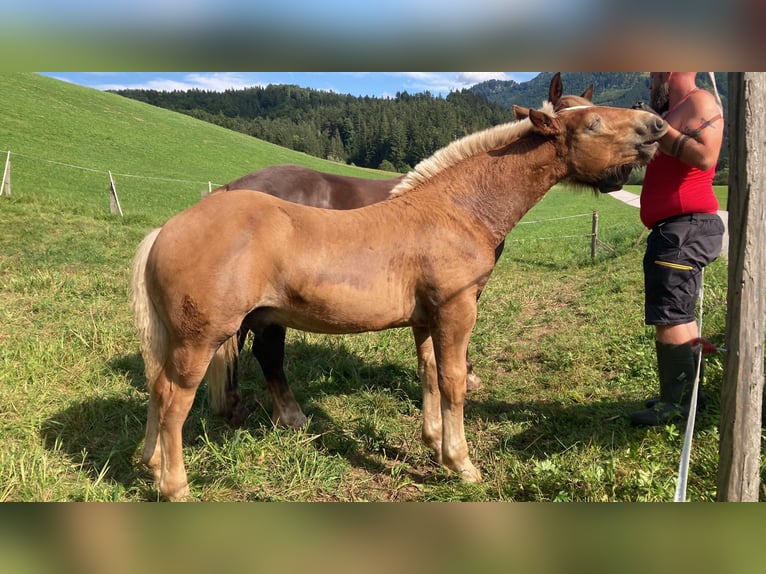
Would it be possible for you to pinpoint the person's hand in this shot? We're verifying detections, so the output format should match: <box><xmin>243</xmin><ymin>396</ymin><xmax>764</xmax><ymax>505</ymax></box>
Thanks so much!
<box><xmin>632</xmin><ymin>101</ymin><xmax>661</xmax><ymax>115</ymax></box>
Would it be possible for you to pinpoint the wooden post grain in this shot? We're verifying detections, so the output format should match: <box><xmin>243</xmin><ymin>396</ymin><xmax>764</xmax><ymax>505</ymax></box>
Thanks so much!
<box><xmin>717</xmin><ymin>72</ymin><xmax>766</xmax><ymax>501</ymax></box>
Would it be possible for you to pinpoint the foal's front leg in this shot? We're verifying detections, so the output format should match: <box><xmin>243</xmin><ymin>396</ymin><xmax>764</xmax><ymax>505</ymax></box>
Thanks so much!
<box><xmin>431</xmin><ymin>298</ymin><xmax>482</xmax><ymax>483</ymax></box>
<box><xmin>413</xmin><ymin>326</ymin><xmax>442</xmax><ymax>461</ymax></box>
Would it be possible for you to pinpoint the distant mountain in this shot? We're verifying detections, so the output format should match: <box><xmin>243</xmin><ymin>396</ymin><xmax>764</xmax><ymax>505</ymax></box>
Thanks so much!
<box><xmin>470</xmin><ymin>72</ymin><xmax>728</xmax><ymax>111</ymax></box>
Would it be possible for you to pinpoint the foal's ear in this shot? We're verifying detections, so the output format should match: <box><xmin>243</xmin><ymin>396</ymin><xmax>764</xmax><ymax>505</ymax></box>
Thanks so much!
<box><xmin>582</xmin><ymin>84</ymin><xmax>594</xmax><ymax>101</ymax></box>
<box><xmin>513</xmin><ymin>104</ymin><xmax>530</xmax><ymax>120</ymax></box>
<box><xmin>528</xmin><ymin>108</ymin><xmax>560</xmax><ymax>135</ymax></box>
<box><xmin>548</xmin><ymin>72</ymin><xmax>563</xmax><ymax>106</ymax></box>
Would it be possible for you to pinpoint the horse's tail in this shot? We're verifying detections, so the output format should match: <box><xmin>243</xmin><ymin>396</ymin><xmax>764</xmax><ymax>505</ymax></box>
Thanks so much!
<box><xmin>129</xmin><ymin>228</ymin><xmax>167</xmax><ymax>390</ymax></box>
<box><xmin>205</xmin><ymin>334</ymin><xmax>239</xmax><ymax>416</ymax></box>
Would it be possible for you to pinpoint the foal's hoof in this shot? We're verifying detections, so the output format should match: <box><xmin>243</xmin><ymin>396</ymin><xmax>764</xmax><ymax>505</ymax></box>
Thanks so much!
<box><xmin>164</xmin><ymin>487</ymin><xmax>192</xmax><ymax>502</ymax></box>
<box><xmin>160</xmin><ymin>481</ymin><xmax>191</xmax><ymax>502</ymax></box>
<box><xmin>460</xmin><ymin>464</ymin><xmax>482</xmax><ymax>483</ymax></box>
<box><xmin>466</xmin><ymin>372</ymin><xmax>483</xmax><ymax>392</ymax></box>
<box><xmin>227</xmin><ymin>403</ymin><xmax>250</xmax><ymax>427</ymax></box>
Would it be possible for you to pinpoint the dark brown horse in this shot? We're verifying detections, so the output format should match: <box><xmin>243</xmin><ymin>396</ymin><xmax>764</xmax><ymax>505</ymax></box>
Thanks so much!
<box><xmin>213</xmin><ymin>164</ymin><xmax>402</xmax><ymax>209</ymax></box>
<box><xmin>211</xmin><ymin>73</ymin><xmax>596</xmax><ymax>413</ymax></box>
<box><xmin>131</xmin><ymin>102</ymin><xmax>666</xmax><ymax>500</ymax></box>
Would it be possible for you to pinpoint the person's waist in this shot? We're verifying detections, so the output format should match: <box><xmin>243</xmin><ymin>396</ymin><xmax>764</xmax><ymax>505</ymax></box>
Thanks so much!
<box><xmin>653</xmin><ymin>212</ymin><xmax>720</xmax><ymax>229</ymax></box>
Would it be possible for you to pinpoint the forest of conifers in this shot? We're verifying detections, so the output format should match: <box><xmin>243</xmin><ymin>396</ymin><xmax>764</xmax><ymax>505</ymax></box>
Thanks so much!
<box><xmin>113</xmin><ymin>72</ymin><xmax>728</xmax><ymax>180</ymax></box>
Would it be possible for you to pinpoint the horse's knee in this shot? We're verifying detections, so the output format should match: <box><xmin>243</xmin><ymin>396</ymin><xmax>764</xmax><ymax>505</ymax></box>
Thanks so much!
<box><xmin>417</xmin><ymin>348</ymin><xmax>436</xmax><ymax>379</ymax></box>
<box><xmin>438</xmin><ymin>371</ymin><xmax>468</xmax><ymax>402</ymax></box>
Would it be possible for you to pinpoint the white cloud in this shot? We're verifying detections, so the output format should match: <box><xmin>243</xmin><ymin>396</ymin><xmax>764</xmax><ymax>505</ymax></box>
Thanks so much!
<box><xmin>392</xmin><ymin>72</ymin><xmax>530</xmax><ymax>95</ymax></box>
<box><xmin>455</xmin><ymin>72</ymin><xmax>512</xmax><ymax>84</ymax></box>
<box><xmin>92</xmin><ymin>73</ymin><xmax>260</xmax><ymax>92</ymax></box>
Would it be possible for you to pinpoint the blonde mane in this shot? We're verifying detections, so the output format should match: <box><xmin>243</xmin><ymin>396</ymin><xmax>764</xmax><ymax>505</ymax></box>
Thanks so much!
<box><xmin>390</xmin><ymin>101</ymin><xmax>555</xmax><ymax>197</ymax></box>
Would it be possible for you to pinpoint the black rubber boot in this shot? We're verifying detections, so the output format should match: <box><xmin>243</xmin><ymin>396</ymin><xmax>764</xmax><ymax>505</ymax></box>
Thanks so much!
<box><xmin>631</xmin><ymin>341</ymin><xmax>702</xmax><ymax>426</ymax></box>
<box><xmin>644</xmin><ymin>343</ymin><xmax>706</xmax><ymax>408</ymax></box>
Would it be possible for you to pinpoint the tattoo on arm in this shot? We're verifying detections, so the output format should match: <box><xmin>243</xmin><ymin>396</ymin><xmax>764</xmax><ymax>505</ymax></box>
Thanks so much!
<box><xmin>671</xmin><ymin>113</ymin><xmax>722</xmax><ymax>159</ymax></box>
<box><xmin>671</xmin><ymin>134</ymin><xmax>690</xmax><ymax>158</ymax></box>
<box><xmin>698</xmin><ymin>113</ymin><xmax>723</xmax><ymax>132</ymax></box>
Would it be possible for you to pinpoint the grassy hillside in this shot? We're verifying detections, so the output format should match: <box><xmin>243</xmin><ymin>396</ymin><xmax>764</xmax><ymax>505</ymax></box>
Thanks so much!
<box><xmin>0</xmin><ymin>73</ymin><xmax>738</xmax><ymax>502</ymax></box>
<box><xmin>0</xmin><ymin>73</ymin><xmax>391</xmax><ymax>223</ymax></box>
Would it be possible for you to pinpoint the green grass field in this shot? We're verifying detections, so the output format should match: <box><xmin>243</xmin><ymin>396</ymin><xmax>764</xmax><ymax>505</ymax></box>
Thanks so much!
<box><xmin>0</xmin><ymin>73</ymin><xmax>745</xmax><ymax>501</ymax></box>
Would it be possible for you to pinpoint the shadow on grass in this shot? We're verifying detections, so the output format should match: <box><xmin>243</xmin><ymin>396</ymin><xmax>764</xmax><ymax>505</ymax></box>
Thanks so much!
<box><xmin>43</xmin><ymin>337</ymin><xmax>720</xmax><ymax>498</ymax></box>
<box><xmin>40</xmin><ymin>395</ymin><xmax>150</xmax><ymax>496</ymax></box>
<box><xmin>109</xmin><ymin>352</ymin><xmax>147</xmax><ymax>392</ymax></box>
<box><xmin>236</xmin><ymin>337</ymin><xmax>424</xmax><ymax>480</ymax></box>
<box><xmin>463</xmin><ymin>391</ymin><xmax>721</xmax><ymax>463</ymax></box>
<box><xmin>39</xmin><ymin>338</ymin><xmax>421</xmax><ymax>497</ymax></box>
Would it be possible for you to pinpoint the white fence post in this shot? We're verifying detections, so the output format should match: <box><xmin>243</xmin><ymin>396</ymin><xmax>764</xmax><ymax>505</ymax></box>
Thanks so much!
<box><xmin>108</xmin><ymin>170</ymin><xmax>123</xmax><ymax>217</ymax></box>
<box><xmin>1</xmin><ymin>151</ymin><xmax>11</xmax><ymax>196</ymax></box>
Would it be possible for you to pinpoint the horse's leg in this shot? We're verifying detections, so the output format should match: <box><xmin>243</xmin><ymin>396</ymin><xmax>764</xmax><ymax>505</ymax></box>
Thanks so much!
<box><xmin>431</xmin><ymin>296</ymin><xmax>482</xmax><ymax>483</ymax></box>
<box><xmin>251</xmin><ymin>324</ymin><xmax>307</xmax><ymax>428</ymax></box>
<box><xmin>220</xmin><ymin>327</ymin><xmax>249</xmax><ymax>425</ymax></box>
<box><xmin>153</xmin><ymin>344</ymin><xmax>210</xmax><ymax>501</ymax></box>
<box><xmin>412</xmin><ymin>326</ymin><xmax>442</xmax><ymax>462</ymax></box>
<box><xmin>464</xmin><ymin>239</ymin><xmax>506</xmax><ymax>393</ymax></box>
<box><xmin>141</xmin><ymin>391</ymin><xmax>162</xmax><ymax>484</ymax></box>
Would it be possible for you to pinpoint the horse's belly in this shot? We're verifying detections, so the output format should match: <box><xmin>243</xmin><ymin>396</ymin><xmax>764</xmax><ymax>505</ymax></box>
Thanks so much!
<box><xmin>266</xmin><ymin>284</ymin><xmax>416</xmax><ymax>334</ymax></box>
<box><xmin>274</xmin><ymin>310</ymin><xmax>412</xmax><ymax>335</ymax></box>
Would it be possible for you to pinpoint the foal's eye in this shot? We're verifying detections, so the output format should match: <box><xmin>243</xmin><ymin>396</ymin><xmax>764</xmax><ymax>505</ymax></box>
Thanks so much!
<box><xmin>588</xmin><ymin>116</ymin><xmax>602</xmax><ymax>131</ymax></box>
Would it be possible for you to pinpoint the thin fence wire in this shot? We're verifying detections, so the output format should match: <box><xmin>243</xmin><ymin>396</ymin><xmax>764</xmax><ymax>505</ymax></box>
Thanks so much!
<box><xmin>0</xmin><ymin>149</ymin><xmax>220</xmax><ymax>187</ymax></box>
<box><xmin>0</xmin><ymin>147</ymin><xmax>640</xmax><ymax>252</ymax></box>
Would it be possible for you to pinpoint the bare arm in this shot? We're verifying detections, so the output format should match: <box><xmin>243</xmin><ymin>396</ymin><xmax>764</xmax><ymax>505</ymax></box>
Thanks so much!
<box><xmin>659</xmin><ymin>91</ymin><xmax>723</xmax><ymax>171</ymax></box>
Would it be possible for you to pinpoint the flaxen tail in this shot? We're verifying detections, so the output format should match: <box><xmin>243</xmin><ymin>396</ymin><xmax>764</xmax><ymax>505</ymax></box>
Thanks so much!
<box><xmin>205</xmin><ymin>334</ymin><xmax>239</xmax><ymax>416</ymax></box>
<box><xmin>129</xmin><ymin>228</ymin><xmax>167</xmax><ymax>390</ymax></box>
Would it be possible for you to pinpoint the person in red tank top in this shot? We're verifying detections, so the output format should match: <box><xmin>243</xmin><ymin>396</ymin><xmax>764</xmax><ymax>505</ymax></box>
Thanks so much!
<box><xmin>630</xmin><ymin>72</ymin><xmax>726</xmax><ymax>426</ymax></box>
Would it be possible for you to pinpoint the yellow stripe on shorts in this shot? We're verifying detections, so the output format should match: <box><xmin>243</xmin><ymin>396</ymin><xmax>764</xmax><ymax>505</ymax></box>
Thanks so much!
<box><xmin>654</xmin><ymin>260</ymin><xmax>694</xmax><ymax>271</ymax></box>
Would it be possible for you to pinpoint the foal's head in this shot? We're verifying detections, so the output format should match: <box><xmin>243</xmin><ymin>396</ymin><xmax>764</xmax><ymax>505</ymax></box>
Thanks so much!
<box><xmin>520</xmin><ymin>105</ymin><xmax>667</xmax><ymax>193</ymax></box>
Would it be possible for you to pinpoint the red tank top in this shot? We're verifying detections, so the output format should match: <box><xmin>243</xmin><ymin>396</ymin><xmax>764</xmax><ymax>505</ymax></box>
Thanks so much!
<box><xmin>640</xmin><ymin>151</ymin><xmax>719</xmax><ymax>228</ymax></box>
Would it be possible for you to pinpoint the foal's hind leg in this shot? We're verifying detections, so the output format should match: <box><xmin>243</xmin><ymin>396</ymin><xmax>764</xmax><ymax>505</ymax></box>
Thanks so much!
<box><xmin>252</xmin><ymin>324</ymin><xmax>307</xmax><ymax>428</ymax></box>
<box><xmin>151</xmin><ymin>345</ymin><xmax>210</xmax><ymax>501</ymax></box>
<box><xmin>141</xmin><ymin>391</ymin><xmax>162</xmax><ymax>483</ymax></box>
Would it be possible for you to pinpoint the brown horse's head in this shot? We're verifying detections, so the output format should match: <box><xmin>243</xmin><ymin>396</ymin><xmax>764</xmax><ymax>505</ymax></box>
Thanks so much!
<box><xmin>518</xmin><ymin>105</ymin><xmax>667</xmax><ymax>193</ymax></box>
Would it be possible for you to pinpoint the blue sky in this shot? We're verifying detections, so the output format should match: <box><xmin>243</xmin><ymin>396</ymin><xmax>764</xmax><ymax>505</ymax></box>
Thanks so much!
<box><xmin>41</xmin><ymin>72</ymin><xmax>540</xmax><ymax>99</ymax></box>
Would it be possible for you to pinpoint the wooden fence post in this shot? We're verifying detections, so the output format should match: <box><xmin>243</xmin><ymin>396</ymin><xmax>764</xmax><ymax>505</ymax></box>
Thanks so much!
<box><xmin>1</xmin><ymin>151</ymin><xmax>11</xmax><ymax>196</ymax></box>
<box><xmin>590</xmin><ymin>210</ymin><xmax>614</xmax><ymax>258</ymax></box>
<box><xmin>108</xmin><ymin>170</ymin><xmax>124</xmax><ymax>217</ymax></box>
<box><xmin>717</xmin><ymin>72</ymin><xmax>766</xmax><ymax>501</ymax></box>
<box><xmin>591</xmin><ymin>211</ymin><xmax>598</xmax><ymax>259</ymax></box>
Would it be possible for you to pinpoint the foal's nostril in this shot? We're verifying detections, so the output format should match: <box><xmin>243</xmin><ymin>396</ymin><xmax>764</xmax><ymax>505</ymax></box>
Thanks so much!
<box><xmin>654</xmin><ymin>117</ymin><xmax>666</xmax><ymax>132</ymax></box>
